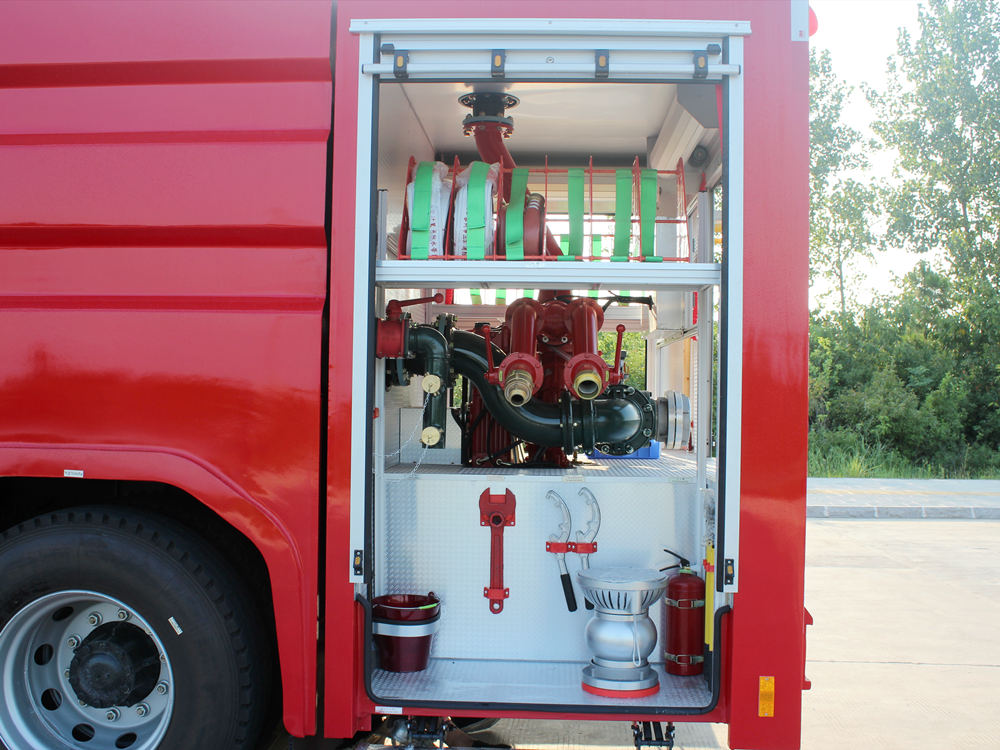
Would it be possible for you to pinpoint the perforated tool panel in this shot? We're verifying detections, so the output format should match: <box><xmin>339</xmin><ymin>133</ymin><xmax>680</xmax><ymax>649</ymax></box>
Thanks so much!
<box><xmin>377</xmin><ymin>457</ymin><xmax>701</xmax><ymax>664</ymax></box>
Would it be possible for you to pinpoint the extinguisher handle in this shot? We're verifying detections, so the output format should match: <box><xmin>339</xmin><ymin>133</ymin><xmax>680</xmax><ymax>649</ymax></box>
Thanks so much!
<box><xmin>560</xmin><ymin>573</ymin><xmax>578</xmax><ymax>612</ymax></box>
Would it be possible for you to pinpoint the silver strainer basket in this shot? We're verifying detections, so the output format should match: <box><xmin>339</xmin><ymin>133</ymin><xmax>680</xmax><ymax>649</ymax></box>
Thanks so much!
<box><xmin>576</xmin><ymin>567</ymin><xmax>667</xmax><ymax>615</ymax></box>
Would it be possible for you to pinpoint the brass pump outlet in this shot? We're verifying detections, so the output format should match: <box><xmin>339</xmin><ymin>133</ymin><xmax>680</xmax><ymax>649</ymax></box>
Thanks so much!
<box><xmin>503</xmin><ymin>369</ymin><xmax>535</xmax><ymax>407</ymax></box>
<box><xmin>421</xmin><ymin>374</ymin><xmax>442</xmax><ymax>394</ymax></box>
<box><xmin>573</xmin><ymin>370</ymin><xmax>604</xmax><ymax>400</ymax></box>
<box><xmin>420</xmin><ymin>426</ymin><xmax>442</xmax><ymax>446</ymax></box>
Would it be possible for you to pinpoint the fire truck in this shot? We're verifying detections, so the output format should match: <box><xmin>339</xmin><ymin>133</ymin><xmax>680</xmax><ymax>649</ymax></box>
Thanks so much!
<box><xmin>0</xmin><ymin>2</ymin><xmax>810</xmax><ymax>749</ymax></box>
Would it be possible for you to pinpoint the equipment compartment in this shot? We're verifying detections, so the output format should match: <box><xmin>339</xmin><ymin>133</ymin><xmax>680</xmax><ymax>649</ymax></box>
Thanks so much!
<box><xmin>353</xmin><ymin>20</ymin><xmax>747</xmax><ymax>713</ymax></box>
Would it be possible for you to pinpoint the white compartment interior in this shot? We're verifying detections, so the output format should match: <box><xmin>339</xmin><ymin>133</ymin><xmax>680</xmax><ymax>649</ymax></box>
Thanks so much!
<box><xmin>366</xmin><ymin>72</ymin><xmax>727</xmax><ymax>711</ymax></box>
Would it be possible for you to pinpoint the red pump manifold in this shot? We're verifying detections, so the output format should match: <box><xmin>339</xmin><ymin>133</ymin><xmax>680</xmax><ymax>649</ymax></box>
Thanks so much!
<box><xmin>564</xmin><ymin>297</ymin><xmax>609</xmax><ymax>400</ymax></box>
<box><xmin>497</xmin><ymin>298</ymin><xmax>545</xmax><ymax>405</ymax></box>
<box><xmin>663</xmin><ymin>568</ymin><xmax>706</xmax><ymax>676</ymax></box>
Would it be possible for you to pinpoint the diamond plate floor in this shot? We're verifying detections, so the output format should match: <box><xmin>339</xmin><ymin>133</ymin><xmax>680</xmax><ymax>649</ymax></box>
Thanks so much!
<box><xmin>371</xmin><ymin>658</ymin><xmax>712</xmax><ymax>710</ymax></box>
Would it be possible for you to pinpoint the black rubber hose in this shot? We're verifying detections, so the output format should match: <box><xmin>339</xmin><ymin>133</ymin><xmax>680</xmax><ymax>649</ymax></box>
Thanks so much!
<box><xmin>450</xmin><ymin>330</ymin><xmax>649</xmax><ymax>452</ymax></box>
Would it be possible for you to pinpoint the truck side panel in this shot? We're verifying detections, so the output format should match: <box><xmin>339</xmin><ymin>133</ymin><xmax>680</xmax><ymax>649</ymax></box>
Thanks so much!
<box><xmin>0</xmin><ymin>0</ymin><xmax>332</xmax><ymax>737</ymax></box>
<box><xmin>327</xmin><ymin>2</ymin><xmax>808</xmax><ymax>748</ymax></box>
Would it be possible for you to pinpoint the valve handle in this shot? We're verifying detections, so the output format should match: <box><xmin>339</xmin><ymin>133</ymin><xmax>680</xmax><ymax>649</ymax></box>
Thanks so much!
<box><xmin>385</xmin><ymin>293</ymin><xmax>443</xmax><ymax>321</ymax></box>
<box><xmin>481</xmin><ymin>324</ymin><xmax>500</xmax><ymax>385</ymax></box>
<box><xmin>611</xmin><ymin>324</ymin><xmax>626</xmax><ymax>384</ymax></box>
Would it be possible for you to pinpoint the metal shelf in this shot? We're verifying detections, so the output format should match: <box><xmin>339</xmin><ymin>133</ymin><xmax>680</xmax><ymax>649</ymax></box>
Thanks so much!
<box><xmin>375</xmin><ymin>260</ymin><xmax>721</xmax><ymax>291</ymax></box>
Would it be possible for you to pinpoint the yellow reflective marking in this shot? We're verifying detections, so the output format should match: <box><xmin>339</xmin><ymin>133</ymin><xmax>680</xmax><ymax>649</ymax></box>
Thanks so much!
<box><xmin>758</xmin><ymin>676</ymin><xmax>775</xmax><ymax>717</ymax></box>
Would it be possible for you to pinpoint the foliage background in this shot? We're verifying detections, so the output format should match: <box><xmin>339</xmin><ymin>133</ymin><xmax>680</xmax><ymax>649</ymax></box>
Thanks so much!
<box><xmin>808</xmin><ymin>0</ymin><xmax>1000</xmax><ymax>477</ymax></box>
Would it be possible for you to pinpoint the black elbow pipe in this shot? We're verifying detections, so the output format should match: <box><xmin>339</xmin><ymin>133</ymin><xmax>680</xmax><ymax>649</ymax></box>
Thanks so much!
<box><xmin>407</xmin><ymin>326</ymin><xmax>450</xmax><ymax>448</ymax></box>
<box><xmin>450</xmin><ymin>330</ymin><xmax>655</xmax><ymax>455</ymax></box>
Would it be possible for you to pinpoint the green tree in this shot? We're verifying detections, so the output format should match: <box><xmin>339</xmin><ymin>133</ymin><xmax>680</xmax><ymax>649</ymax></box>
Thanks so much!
<box><xmin>870</xmin><ymin>0</ymin><xmax>1000</xmax><ymax>447</ymax></box>
<box><xmin>809</xmin><ymin>48</ymin><xmax>877</xmax><ymax>314</ymax></box>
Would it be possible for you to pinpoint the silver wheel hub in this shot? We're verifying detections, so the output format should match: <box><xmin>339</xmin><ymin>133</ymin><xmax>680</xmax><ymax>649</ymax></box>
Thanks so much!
<box><xmin>0</xmin><ymin>591</ymin><xmax>174</xmax><ymax>750</ymax></box>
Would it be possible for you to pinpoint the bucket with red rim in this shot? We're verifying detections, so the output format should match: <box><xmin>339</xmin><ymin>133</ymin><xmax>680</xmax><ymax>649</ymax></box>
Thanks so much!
<box><xmin>372</xmin><ymin>593</ymin><xmax>440</xmax><ymax>672</ymax></box>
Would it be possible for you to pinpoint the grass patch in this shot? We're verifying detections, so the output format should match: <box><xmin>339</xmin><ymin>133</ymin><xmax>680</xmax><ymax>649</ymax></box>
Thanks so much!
<box><xmin>808</xmin><ymin>428</ymin><xmax>1000</xmax><ymax>479</ymax></box>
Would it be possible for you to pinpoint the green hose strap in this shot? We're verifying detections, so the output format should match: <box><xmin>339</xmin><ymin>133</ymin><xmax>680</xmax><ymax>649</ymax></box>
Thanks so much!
<box><xmin>466</xmin><ymin>161</ymin><xmax>490</xmax><ymax>260</ymax></box>
<box><xmin>505</xmin><ymin>167</ymin><xmax>529</xmax><ymax>260</ymax></box>
<box><xmin>410</xmin><ymin>162</ymin><xmax>434</xmax><ymax>260</ymax></box>
<box><xmin>614</xmin><ymin>169</ymin><xmax>632</xmax><ymax>257</ymax></box>
<box><xmin>640</xmin><ymin>168</ymin><xmax>657</xmax><ymax>258</ymax></box>
<box><xmin>556</xmin><ymin>234</ymin><xmax>576</xmax><ymax>260</ymax></box>
<box><xmin>568</xmin><ymin>168</ymin><xmax>584</xmax><ymax>256</ymax></box>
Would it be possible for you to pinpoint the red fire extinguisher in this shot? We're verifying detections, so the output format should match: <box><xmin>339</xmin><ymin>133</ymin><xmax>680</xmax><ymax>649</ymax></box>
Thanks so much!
<box><xmin>662</xmin><ymin>555</ymin><xmax>705</xmax><ymax>676</ymax></box>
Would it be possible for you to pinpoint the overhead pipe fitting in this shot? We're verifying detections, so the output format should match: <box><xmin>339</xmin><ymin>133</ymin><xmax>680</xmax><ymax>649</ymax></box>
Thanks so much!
<box><xmin>463</xmin><ymin>92</ymin><xmax>565</xmax><ymax>262</ymax></box>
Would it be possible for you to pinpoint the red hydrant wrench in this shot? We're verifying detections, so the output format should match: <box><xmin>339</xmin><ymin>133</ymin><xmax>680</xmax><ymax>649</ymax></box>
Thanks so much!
<box><xmin>480</xmin><ymin>489</ymin><xmax>516</xmax><ymax>613</ymax></box>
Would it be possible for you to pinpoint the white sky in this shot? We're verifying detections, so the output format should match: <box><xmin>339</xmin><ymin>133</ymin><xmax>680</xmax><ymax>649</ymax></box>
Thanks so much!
<box><xmin>809</xmin><ymin>0</ymin><xmax>924</xmax><ymax>309</ymax></box>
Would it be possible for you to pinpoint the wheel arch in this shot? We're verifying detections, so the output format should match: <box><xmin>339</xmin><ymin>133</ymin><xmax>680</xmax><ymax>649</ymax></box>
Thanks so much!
<box><xmin>0</xmin><ymin>443</ymin><xmax>316</xmax><ymax>738</ymax></box>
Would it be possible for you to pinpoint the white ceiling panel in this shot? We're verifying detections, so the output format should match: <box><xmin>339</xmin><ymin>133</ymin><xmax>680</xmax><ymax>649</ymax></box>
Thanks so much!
<box><xmin>394</xmin><ymin>81</ymin><xmax>678</xmax><ymax>161</ymax></box>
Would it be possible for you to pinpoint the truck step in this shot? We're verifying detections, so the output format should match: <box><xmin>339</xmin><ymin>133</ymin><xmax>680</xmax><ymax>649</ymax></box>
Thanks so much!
<box><xmin>632</xmin><ymin>721</ymin><xmax>675</xmax><ymax>750</ymax></box>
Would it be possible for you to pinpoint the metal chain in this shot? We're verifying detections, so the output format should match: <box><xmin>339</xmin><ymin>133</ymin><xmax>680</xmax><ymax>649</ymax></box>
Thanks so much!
<box><xmin>378</xmin><ymin>396</ymin><xmax>431</xmax><ymax>460</ymax></box>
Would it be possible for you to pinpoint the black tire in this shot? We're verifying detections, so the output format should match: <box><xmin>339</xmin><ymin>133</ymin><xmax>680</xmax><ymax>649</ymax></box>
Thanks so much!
<box><xmin>0</xmin><ymin>507</ymin><xmax>273</xmax><ymax>750</ymax></box>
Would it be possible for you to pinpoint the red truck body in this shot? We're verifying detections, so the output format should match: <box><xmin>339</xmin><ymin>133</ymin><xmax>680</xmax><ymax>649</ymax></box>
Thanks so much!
<box><xmin>0</xmin><ymin>2</ymin><xmax>809</xmax><ymax>749</ymax></box>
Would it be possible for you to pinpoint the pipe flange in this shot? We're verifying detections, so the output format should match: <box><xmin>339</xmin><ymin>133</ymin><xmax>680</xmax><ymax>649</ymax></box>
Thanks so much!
<box><xmin>593</xmin><ymin>386</ymin><xmax>657</xmax><ymax>456</ymax></box>
<box><xmin>459</xmin><ymin>92</ymin><xmax>519</xmax><ymax>135</ymax></box>
<box><xmin>458</xmin><ymin>92</ymin><xmax>520</xmax><ymax>112</ymax></box>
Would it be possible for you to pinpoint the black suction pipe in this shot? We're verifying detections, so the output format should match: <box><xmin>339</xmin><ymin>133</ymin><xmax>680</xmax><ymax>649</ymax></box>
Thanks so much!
<box><xmin>450</xmin><ymin>330</ymin><xmax>652</xmax><ymax>453</ymax></box>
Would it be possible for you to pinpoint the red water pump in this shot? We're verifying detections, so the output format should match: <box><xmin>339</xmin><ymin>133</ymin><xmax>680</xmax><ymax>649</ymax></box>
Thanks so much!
<box><xmin>662</xmin><ymin>558</ymin><xmax>706</xmax><ymax>676</ymax></box>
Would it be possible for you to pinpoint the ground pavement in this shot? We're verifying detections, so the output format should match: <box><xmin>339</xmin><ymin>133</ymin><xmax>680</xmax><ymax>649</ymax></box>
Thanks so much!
<box><xmin>274</xmin><ymin>480</ymin><xmax>1000</xmax><ymax>750</ymax></box>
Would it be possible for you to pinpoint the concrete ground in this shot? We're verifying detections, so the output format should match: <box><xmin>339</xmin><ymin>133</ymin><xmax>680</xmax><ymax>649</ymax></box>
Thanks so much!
<box><xmin>807</xmin><ymin>477</ymin><xmax>1000</xmax><ymax>519</ymax></box>
<box><xmin>273</xmin><ymin>480</ymin><xmax>1000</xmax><ymax>750</ymax></box>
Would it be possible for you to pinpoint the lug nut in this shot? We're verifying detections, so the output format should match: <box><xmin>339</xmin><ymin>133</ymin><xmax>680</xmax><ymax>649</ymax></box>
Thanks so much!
<box><xmin>87</xmin><ymin>612</ymin><xmax>102</xmax><ymax>626</ymax></box>
<box><xmin>66</xmin><ymin>635</ymin><xmax>81</xmax><ymax>649</ymax></box>
<box><xmin>155</xmin><ymin>682</ymin><xmax>168</xmax><ymax>695</ymax></box>
<box><xmin>135</xmin><ymin>703</ymin><xmax>149</xmax><ymax>717</ymax></box>
<box><xmin>116</xmin><ymin>609</ymin><xmax>130</xmax><ymax>621</ymax></box>
<box><xmin>105</xmin><ymin>708</ymin><xmax>120</xmax><ymax>722</ymax></box>
<box><xmin>63</xmin><ymin>669</ymin><xmax>71</xmax><ymax>679</ymax></box>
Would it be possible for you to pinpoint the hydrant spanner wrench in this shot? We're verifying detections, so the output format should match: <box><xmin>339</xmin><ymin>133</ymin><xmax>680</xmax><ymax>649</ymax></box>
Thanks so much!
<box><xmin>545</xmin><ymin>490</ymin><xmax>578</xmax><ymax>612</ymax></box>
<box><xmin>576</xmin><ymin>487</ymin><xmax>602</xmax><ymax>609</ymax></box>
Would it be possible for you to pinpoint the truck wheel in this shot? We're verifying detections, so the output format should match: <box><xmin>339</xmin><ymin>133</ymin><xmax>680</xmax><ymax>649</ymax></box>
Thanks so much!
<box><xmin>0</xmin><ymin>507</ymin><xmax>271</xmax><ymax>750</ymax></box>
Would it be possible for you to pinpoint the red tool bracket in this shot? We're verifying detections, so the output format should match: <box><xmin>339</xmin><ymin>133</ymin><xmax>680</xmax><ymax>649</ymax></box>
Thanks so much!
<box><xmin>480</xmin><ymin>488</ymin><xmax>515</xmax><ymax>613</ymax></box>
<box><xmin>544</xmin><ymin>541</ymin><xmax>597</xmax><ymax>554</ymax></box>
